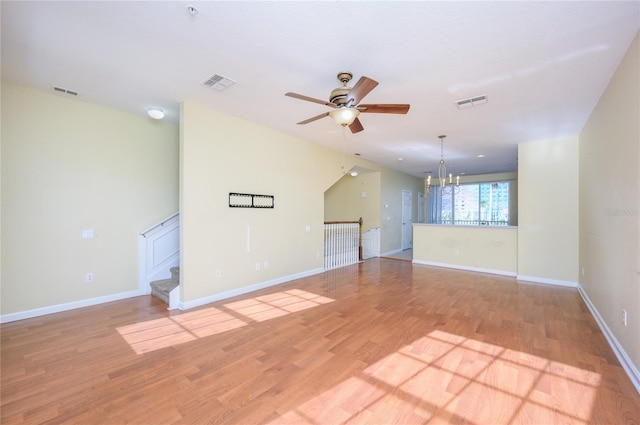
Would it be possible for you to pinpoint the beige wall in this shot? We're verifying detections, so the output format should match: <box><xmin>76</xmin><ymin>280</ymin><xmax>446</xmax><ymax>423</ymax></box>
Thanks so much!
<box><xmin>324</xmin><ymin>171</ymin><xmax>381</xmax><ymax>232</ymax></box>
<box><xmin>579</xmin><ymin>33</ymin><xmax>639</xmax><ymax>372</ymax></box>
<box><xmin>180</xmin><ymin>102</ymin><xmax>344</xmax><ymax>303</ymax></box>
<box><xmin>324</xmin><ymin>164</ymin><xmax>425</xmax><ymax>253</ymax></box>
<box><xmin>180</xmin><ymin>102</ymin><xmax>426</xmax><ymax>304</ymax></box>
<box><xmin>1</xmin><ymin>82</ymin><xmax>179</xmax><ymax>315</ymax></box>
<box><xmin>380</xmin><ymin>167</ymin><xmax>425</xmax><ymax>253</ymax></box>
<box><xmin>517</xmin><ymin>136</ymin><xmax>579</xmax><ymax>284</ymax></box>
<box><xmin>413</xmin><ymin>224</ymin><xmax>517</xmax><ymax>274</ymax></box>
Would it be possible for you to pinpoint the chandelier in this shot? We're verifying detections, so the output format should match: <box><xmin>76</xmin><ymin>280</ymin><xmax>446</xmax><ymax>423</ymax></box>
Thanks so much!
<box><xmin>427</xmin><ymin>135</ymin><xmax>460</xmax><ymax>194</ymax></box>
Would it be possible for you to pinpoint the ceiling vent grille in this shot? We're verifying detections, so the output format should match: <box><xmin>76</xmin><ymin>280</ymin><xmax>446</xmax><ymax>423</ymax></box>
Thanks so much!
<box><xmin>52</xmin><ymin>86</ymin><xmax>79</xmax><ymax>96</ymax></box>
<box><xmin>455</xmin><ymin>94</ymin><xmax>487</xmax><ymax>109</ymax></box>
<box><xmin>203</xmin><ymin>74</ymin><xmax>236</xmax><ymax>92</ymax></box>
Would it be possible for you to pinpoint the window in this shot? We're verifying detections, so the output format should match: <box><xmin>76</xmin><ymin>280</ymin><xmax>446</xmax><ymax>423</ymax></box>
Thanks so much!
<box><xmin>427</xmin><ymin>181</ymin><xmax>511</xmax><ymax>226</ymax></box>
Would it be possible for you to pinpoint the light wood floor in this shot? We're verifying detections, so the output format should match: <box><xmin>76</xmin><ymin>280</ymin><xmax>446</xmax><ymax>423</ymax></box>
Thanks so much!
<box><xmin>2</xmin><ymin>259</ymin><xmax>639</xmax><ymax>424</ymax></box>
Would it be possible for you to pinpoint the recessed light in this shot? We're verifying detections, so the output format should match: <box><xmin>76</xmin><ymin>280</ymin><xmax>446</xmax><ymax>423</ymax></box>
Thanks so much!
<box><xmin>187</xmin><ymin>5</ymin><xmax>198</xmax><ymax>16</ymax></box>
<box><xmin>477</xmin><ymin>154</ymin><xmax>485</xmax><ymax>158</ymax></box>
<box><xmin>350</xmin><ymin>171</ymin><xmax>359</xmax><ymax>177</ymax></box>
<box><xmin>398</xmin><ymin>157</ymin><xmax>404</xmax><ymax>162</ymax></box>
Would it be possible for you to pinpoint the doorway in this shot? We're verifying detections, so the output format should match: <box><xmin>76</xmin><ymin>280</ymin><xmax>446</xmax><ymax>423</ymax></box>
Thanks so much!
<box><xmin>401</xmin><ymin>190</ymin><xmax>412</xmax><ymax>250</ymax></box>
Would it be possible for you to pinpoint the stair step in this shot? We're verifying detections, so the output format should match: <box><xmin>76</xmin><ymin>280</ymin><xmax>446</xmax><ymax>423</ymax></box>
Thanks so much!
<box><xmin>150</xmin><ymin>267</ymin><xmax>179</xmax><ymax>305</ymax></box>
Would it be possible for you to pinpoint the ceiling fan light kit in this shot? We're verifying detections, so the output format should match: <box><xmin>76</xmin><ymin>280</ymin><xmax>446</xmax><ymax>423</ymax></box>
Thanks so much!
<box><xmin>329</xmin><ymin>107</ymin><xmax>360</xmax><ymax>126</ymax></box>
<box><xmin>285</xmin><ymin>71</ymin><xmax>410</xmax><ymax>134</ymax></box>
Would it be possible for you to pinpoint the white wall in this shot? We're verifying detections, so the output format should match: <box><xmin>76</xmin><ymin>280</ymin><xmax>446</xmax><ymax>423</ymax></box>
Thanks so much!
<box><xmin>579</xmin><ymin>32</ymin><xmax>639</xmax><ymax>377</ymax></box>
<box><xmin>1</xmin><ymin>82</ymin><xmax>179</xmax><ymax>316</ymax></box>
<box><xmin>517</xmin><ymin>136</ymin><xmax>579</xmax><ymax>285</ymax></box>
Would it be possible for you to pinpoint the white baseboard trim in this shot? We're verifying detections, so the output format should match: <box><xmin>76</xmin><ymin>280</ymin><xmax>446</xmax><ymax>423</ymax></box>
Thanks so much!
<box><xmin>380</xmin><ymin>248</ymin><xmax>402</xmax><ymax>257</ymax></box>
<box><xmin>577</xmin><ymin>284</ymin><xmax>640</xmax><ymax>394</ymax></box>
<box><xmin>177</xmin><ymin>267</ymin><xmax>326</xmax><ymax>311</ymax></box>
<box><xmin>516</xmin><ymin>274</ymin><xmax>577</xmax><ymax>288</ymax></box>
<box><xmin>0</xmin><ymin>289</ymin><xmax>145</xmax><ymax>324</ymax></box>
<box><xmin>412</xmin><ymin>259</ymin><xmax>517</xmax><ymax>277</ymax></box>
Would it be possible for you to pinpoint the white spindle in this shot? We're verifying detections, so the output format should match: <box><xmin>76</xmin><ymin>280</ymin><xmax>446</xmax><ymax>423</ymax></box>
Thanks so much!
<box><xmin>324</xmin><ymin>221</ymin><xmax>360</xmax><ymax>270</ymax></box>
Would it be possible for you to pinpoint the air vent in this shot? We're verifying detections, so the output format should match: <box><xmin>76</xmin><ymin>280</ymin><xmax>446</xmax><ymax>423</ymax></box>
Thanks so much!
<box><xmin>455</xmin><ymin>94</ymin><xmax>487</xmax><ymax>109</ymax></box>
<box><xmin>202</xmin><ymin>74</ymin><xmax>236</xmax><ymax>92</ymax></box>
<box><xmin>52</xmin><ymin>86</ymin><xmax>79</xmax><ymax>96</ymax></box>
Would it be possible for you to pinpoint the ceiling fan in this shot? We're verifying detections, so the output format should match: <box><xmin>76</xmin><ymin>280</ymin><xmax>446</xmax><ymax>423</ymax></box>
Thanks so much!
<box><xmin>285</xmin><ymin>72</ymin><xmax>410</xmax><ymax>134</ymax></box>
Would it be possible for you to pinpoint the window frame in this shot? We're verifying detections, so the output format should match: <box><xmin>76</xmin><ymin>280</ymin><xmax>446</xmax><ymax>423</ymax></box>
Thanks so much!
<box><xmin>427</xmin><ymin>180</ymin><xmax>511</xmax><ymax>226</ymax></box>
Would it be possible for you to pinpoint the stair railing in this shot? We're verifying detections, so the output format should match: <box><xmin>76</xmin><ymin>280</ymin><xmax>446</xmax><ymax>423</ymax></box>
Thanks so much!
<box><xmin>324</xmin><ymin>217</ymin><xmax>363</xmax><ymax>270</ymax></box>
<box><xmin>138</xmin><ymin>212</ymin><xmax>180</xmax><ymax>300</ymax></box>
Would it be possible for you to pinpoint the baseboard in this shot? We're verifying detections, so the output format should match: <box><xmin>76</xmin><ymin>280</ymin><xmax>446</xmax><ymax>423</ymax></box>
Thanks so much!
<box><xmin>412</xmin><ymin>259</ymin><xmax>517</xmax><ymax>277</ymax></box>
<box><xmin>516</xmin><ymin>274</ymin><xmax>577</xmax><ymax>288</ymax></box>
<box><xmin>0</xmin><ymin>289</ymin><xmax>145</xmax><ymax>324</ymax></box>
<box><xmin>380</xmin><ymin>248</ymin><xmax>403</xmax><ymax>257</ymax></box>
<box><xmin>177</xmin><ymin>267</ymin><xmax>326</xmax><ymax>311</ymax></box>
<box><xmin>577</xmin><ymin>284</ymin><xmax>640</xmax><ymax>394</ymax></box>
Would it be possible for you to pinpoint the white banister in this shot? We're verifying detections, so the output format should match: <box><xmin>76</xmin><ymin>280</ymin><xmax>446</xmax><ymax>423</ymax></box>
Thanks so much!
<box><xmin>324</xmin><ymin>219</ymin><xmax>361</xmax><ymax>270</ymax></box>
<box><xmin>138</xmin><ymin>213</ymin><xmax>180</xmax><ymax>308</ymax></box>
<box><xmin>140</xmin><ymin>212</ymin><xmax>179</xmax><ymax>237</ymax></box>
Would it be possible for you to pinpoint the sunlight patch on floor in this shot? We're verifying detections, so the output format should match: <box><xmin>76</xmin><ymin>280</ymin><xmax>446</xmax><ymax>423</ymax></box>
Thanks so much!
<box><xmin>271</xmin><ymin>329</ymin><xmax>602</xmax><ymax>424</ymax></box>
<box><xmin>116</xmin><ymin>289</ymin><xmax>334</xmax><ymax>354</ymax></box>
<box><xmin>224</xmin><ymin>289</ymin><xmax>334</xmax><ymax>322</ymax></box>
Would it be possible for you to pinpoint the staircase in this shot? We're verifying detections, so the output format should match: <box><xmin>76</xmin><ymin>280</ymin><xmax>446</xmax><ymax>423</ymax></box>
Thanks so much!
<box><xmin>150</xmin><ymin>266</ymin><xmax>179</xmax><ymax>304</ymax></box>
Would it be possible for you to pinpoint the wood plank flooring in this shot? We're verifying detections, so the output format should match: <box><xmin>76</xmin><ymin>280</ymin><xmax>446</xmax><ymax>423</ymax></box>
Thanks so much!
<box><xmin>2</xmin><ymin>259</ymin><xmax>639</xmax><ymax>424</ymax></box>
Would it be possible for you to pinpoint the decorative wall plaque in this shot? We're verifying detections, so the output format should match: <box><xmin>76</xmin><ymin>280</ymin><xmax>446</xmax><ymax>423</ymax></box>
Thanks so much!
<box><xmin>229</xmin><ymin>192</ymin><xmax>274</xmax><ymax>209</ymax></box>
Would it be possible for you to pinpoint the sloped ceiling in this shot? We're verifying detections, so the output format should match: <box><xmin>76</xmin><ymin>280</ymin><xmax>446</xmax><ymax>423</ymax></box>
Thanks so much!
<box><xmin>2</xmin><ymin>1</ymin><xmax>638</xmax><ymax>178</ymax></box>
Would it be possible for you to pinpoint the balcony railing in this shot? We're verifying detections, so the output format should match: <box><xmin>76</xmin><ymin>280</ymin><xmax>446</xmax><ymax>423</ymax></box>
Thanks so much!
<box><xmin>435</xmin><ymin>219</ymin><xmax>509</xmax><ymax>226</ymax></box>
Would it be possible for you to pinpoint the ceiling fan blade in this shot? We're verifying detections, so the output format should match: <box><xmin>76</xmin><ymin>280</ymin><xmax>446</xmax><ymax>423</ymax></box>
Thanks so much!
<box><xmin>349</xmin><ymin>117</ymin><xmax>364</xmax><ymax>134</ymax></box>
<box><xmin>345</xmin><ymin>76</ymin><xmax>379</xmax><ymax>106</ymax></box>
<box><xmin>285</xmin><ymin>92</ymin><xmax>336</xmax><ymax>108</ymax></box>
<box><xmin>358</xmin><ymin>104</ymin><xmax>410</xmax><ymax>114</ymax></box>
<box><xmin>297</xmin><ymin>111</ymin><xmax>330</xmax><ymax>125</ymax></box>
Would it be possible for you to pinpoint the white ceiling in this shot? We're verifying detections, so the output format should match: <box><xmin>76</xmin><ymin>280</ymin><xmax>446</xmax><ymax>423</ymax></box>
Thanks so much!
<box><xmin>2</xmin><ymin>1</ymin><xmax>638</xmax><ymax>178</ymax></box>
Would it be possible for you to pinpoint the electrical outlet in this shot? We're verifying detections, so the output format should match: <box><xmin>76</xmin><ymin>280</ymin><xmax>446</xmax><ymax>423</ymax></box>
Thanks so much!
<box><xmin>85</xmin><ymin>273</ymin><xmax>94</xmax><ymax>283</ymax></box>
<box><xmin>255</xmin><ymin>262</ymin><xmax>260</xmax><ymax>271</ymax></box>
<box><xmin>623</xmin><ymin>309</ymin><xmax>628</xmax><ymax>327</ymax></box>
<box><xmin>264</xmin><ymin>260</ymin><xmax>269</xmax><ymax>269</ymax></box>
<box><xmin>215</xmin><ymin>270</ymin><xmax>222</xmax><ymax>278</ymax></box>
<box><xmin>454</xmin><ymin>249</ymin><xmax>460</xmax><ymax>257</ymax></box>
